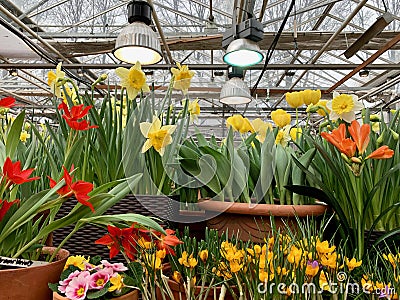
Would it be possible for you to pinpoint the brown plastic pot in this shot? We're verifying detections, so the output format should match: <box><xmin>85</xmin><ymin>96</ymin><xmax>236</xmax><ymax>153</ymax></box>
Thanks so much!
<box><xmin>53</xmin><ymin>290</ymin><xmax>139</xmax><ymax>300</ymax></box>
<box><xmin>0</xmin><ymin>247</ymin><xmax>69</xmax><ymax>300</ymax></box>
<box><xmin>198</xmin><ymin>200</ymin><xmax>329</xmax><ymax>242</ymax></box>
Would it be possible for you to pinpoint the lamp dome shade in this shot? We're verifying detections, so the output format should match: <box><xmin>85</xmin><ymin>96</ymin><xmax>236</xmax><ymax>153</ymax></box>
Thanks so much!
<box><xmin>113</xmin><ymin>22</ymin><xmax>162</xmax><ymax>65</ymax></box>
<box><xmin>223</xmin><ymin>38</ymin><xmax>263</xmax><ymax>67</ymax></box>
<box><xmin>220</xmin><ymin>77</ymin><xmax>252</xmax><ymax>105</ymax></box>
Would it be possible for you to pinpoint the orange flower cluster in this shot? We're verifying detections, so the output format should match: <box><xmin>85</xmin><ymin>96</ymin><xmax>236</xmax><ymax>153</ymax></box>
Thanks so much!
<box><xmin>321</xmin><ymin>120</ymin><xmax>394</xmax><ymax>165</ymax></box>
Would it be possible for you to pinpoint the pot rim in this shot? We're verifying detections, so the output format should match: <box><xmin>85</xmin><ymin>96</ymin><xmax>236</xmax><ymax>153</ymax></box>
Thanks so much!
<box><xmin>197</xmin><ymin>199</ymin><xmax>329</xmax><ymax>217</ymax></box>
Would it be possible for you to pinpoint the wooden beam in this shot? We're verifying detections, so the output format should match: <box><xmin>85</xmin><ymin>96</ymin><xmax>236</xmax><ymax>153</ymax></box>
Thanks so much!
<box><xmin>327</xmin><ymin>32</ymin><xmax>400</xmax><ymax>93</ymax></box>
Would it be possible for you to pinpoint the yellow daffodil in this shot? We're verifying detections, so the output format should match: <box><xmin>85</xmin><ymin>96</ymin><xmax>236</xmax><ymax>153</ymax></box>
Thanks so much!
<box><xmin>186</xmin><ymin>98</ymin><xmax>200</xmax><ymax>123</ymax></box>
<box><xmin>199</xmin><ymin>249</ymin><xmax>208</xmax><ymax>262</ymax></box>
<box><xmin>271</xmin><ymin>109</ymin><xmax>291</xmax><ymax>128</ymax></box>
<box><xmin>226</xmin><ymin>114</ymin><xmax>254</xmax><ymax>134</ymax></box>
<box><xmin>108</xmin><ymin>274</ymin><xmax>124</xmax><ymax>292</ymax></box>
<box><xmin>275</xmin><ymin>125</ymin><xmax>291</xmax><ymax>147</ymax></box>
<box><xmin>61</xmin><ymin>84</ymin><xmax>78</xmax><ymax>106</ymax></box>
<box><xmin>285</xmin><ymin>91</ymin><xmax>304</xmax><ymax>108</ymax></box>
<box><xmin>345</xmin><ymin>257</ymin><xmax>362</xmax><ymax>271</ymax></box>
<box><xmin>140</xmin><ymin>116</ymin><xmax>176</xmax><ymax>156</ymax></box>
<box><xmin>20</xmin><ymin>130</ymin><xmax>30</xmax><ymax>143</ymax></box>
<box><xmin>115</xmin><ymin>61</ymin><xmax>150</xmax><ymax>100</ymax></box>
<box><xmin>171</xmin><ymin>62</ymin><xmax>195</xmax><ymax>95</ymax></box>
<box><xmin>251</xmin><ymin>118</ymin><xmax>272</xmax><ymax>143</ymax></box>
<box><xmin>326</xmin><ymin>92</ymin><xmax>364</xmax><ymax>123</ymax></box>
<box><xmin>48</xmin><ymin>62</ymin><xmax>65</xmax><ymax>98</ymax></box>
<box><xmin>290</xmin><ymin>127</ymin><xmax>302</xmax><ymax>141</ymax></box>
<box><xmin>315</xmin><ymin>100</ymin><xmax>330</xmax><ymax>116</ymax></box>
<box><xmin>302</xmin><ymin>89</ymin><xmax>321</xmax><ymax>105</ymax></box>
<box><xmin>63</xmin><ymin>255</ymin><xmax>88</xmax><ymax>270</ymax></box>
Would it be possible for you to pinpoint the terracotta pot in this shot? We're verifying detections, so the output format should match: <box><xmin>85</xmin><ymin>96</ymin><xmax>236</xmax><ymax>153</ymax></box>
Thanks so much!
<box><xmin>53</xmin><ymin>290</ymin><xmax>139</xmax><ymax>300</ymax></box>
<box><xmin>0</xmin><ymin>247</ymin><xmax>69</xmax><ymax>300</ymax></box>
<box><xmin>198</xmin><ymin>200</ymin><xmax>329</xmax><ymax>242</ymax></box>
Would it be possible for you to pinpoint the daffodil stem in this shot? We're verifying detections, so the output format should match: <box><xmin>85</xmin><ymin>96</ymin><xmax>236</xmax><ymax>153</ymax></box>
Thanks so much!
<box><xmin>296</xmin><ymin>108</ymin><xmax>299</xmax><ymax>127</ymax></box>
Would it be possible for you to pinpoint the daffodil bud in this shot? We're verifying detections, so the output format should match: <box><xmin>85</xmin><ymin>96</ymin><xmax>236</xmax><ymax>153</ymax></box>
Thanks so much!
<box><xmin>369</xmin><ymin>114</ymin><xmax>380</xmax><ymax>122</ymax></box>
<box><xmin>306</xmin><ymin>104</ymin><xmax>319</xmax><ymax>113</ymax></box>
<box><xmin>390</xmin><ymin>129</ymin><xmax>399</xmax><ymax>141</ymax></box>
<box><xmin>99</xmin><ymin>73</ymin><xmax>108</xmax><ymax>81</ymax></box>
<box><xmin>319</xmin><ymin>121</ymin><xmax>329</xmax><ymax>129</ymax></box>
<box><xmin>390</xmin><ymin>109</ymin><xmax>397</xmax><ymax>114</ymax></box>
<box><xmin>376</xmin><ymin>132</ymin><xmax>385</xmax><ymax>147</ymax></box>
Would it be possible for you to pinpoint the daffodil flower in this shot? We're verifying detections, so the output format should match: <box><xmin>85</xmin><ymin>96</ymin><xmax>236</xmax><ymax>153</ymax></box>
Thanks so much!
<box><xmin>251</xmin><ymin>118</ymin><xmax>272</xmax><ymax>143</ymax></box>
<box><xmin>48</xmin><ymin>62</ymin><xmax>65</xmax><ymax>98</ymax></box>
<box><xmin>187</xmin><ymin>98</ymin><xmax>200</xmax><ymax>123</ymax></box>
<box><xmin>140</xmin><ymin>116</ymin><xmax>176</xmax><ymax>156</ymax></box>
<box><xmin>171</xmin><ymin>62</ymin><xmax>195</xmax><ymax>95</ymax></box>
<box><xmin>115</xmin><ymin>61</ymin><xmax>150</xmax><ymax>100</ymax></box>
<box><xmin>326</xmin><ymin>92</ymin><xmax>364</xmax><ymax>123</ymax></box>
<box><xmin>19</xmin><ymin>130</ymin><xmax>30</xmax><ymax>143</ymax></box>
<box><xmin>275</xmin><ymin>125</ymin><xmax>291</xmax><ymax>147</ymax></box>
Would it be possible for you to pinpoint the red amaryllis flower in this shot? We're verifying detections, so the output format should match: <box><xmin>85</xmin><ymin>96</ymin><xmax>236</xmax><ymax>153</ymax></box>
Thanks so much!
<box><xmin>95</xmin><ymin>224</ymin><xmax>139</xmax><ymax>260</ymax></box>
<box><xmin>2</xmin><ymin>157</ymin><xmax>40</xmax><ymax>186</ymax></box>
<box><xmin>49</xmin><ymin>166</ymin><xmax>95</xmax><ymax>212</ymax></box>
<box><xmin>366</xmin><ymin>146</ymin><xmax>394</xmax><ymax>160</ymax></box>
<box><xmin>348</xmin><ymin>120</ymin><xmax>370</xmax><ymax>154</ymax></box>
<box><xmin>58</xmin><ymin>102</ymin><xmax>98</xmax><ymax>131</ymax></box>
<box><xmin>321</xmin><ymin>123</ymin><xmax>346</xmax><ymax>150</ymax></box>
<box><xmin>0</xmin><ymin>96</ymin><xmax>16</xmax><ymax>108</ymax></box>
<box><xmin>154</xmin><ymin>229</ymin><xmax>183</xmax><ymax>256</ymax></box>
<box><xmin>0</xmin><ymin>199</ymin><xmax>19</xmax><ymax>222</ymax></box>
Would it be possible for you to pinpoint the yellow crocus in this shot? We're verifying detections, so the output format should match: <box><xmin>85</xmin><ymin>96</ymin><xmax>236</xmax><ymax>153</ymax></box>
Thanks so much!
<box><xmin>140</xmin><ymin>116</ymin><xmax>176</xmax><ymax>156</ymax></box>
<box><xmin>285</xmin><ymin>91</ymin><xmax>304</xmax><ymax>108</ymax></box>
<box><xmin>316</xmin><ymin>240</ymin><xmax>336</xmax><ymax>255</ymax></box>
<box><xmin>302</xmin><ymin>89</ymin><xmax>321</xmax><ymax>105</ymax></box>
<box><xmin>48</xmin><ymin>62</ymin><xmax>65</xmax><ymax>98</ymax></box>
<box><xmin>171</xmin><ymin>62</ymin><xmax>195</xmax><ymax>95</ymax></box>
<box><xmin>305</xmin><ymin>261</ymin><xmax>319</xmax><ymax>277</ymax></box>
<box><xmin>172</xmin><ymin>271</ymin><xmax>182</xmax><ymax>283</ymax></box>
<box><xmin>115</xmin><ymin>61</ymin><xmax>150</xmax><ymax>100</ymax></box>
<box><xmin>287</xmin><ymin>246</ymin><xmax>303</xmax><ymax>266</ymax></box>
<box><xmin>199</xmin><ymin>249</ymin><xmax>208</xmax><ymax>263</ymax></box>
<box><xmin>320</xmin><ymin>252</ymin><xmax>337</xmax><ymax>269</ymax></box>
<box><xmin>20</xmin><ymin>131</ymin><xmax>30</xmax><ymax>143</ymax></box>
<box><xmin>251</xmin><ymin>118</ymin><xmax>272</xmax><ymax>143</ymax></box>
<box><xmin>345</xmin><ymin>257</ymin><xmax>362</xmax><ymax>271</ymax></box>
<box><xmin>271</xmin><ymin>109</ymin><xmax>291</xmax><ymax>128</ymax></box>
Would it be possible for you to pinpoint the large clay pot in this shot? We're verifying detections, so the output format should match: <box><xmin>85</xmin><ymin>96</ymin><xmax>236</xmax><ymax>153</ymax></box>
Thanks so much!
<box><xmin>198</xmin><ymin>200</ymin><xmax>329</xmax><ymax>243</ymax></box>
<box><xmin>53</xmin><ymin>290</ymin><xmax>139</xmax><ymax>300</ymax></box>
<box><xmin>0</xmin><ymin>247</ymin><xmax>69</xmax><ymax>300</ymax></box>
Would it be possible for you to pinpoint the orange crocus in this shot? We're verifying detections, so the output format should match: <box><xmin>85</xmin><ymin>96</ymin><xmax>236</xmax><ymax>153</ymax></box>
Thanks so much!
<box><xmin>321</xmin><ymin>123</ymin><xmax>346</xmax><ymax>150</ymax></box>
<box><xmin>366</xmin><ymin>146</ymin><xmax>394</xmax><ymax>160</ymax></box>
<box><xmin>348</xmin><ymin>120</ymin><xmax>370</xmax><ymax>154</ymax></box>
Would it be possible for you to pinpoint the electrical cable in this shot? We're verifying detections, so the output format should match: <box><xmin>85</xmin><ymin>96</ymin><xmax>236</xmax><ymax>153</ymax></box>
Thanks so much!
<box><xmin>382</xmin><ymin>0</ymin><xmax>388</xmax><ymax>12</ymax></box>
<box><xmin>251</xmin><ymin>0</ymin><xmax>296</xmax><ymax>95</ymax></box>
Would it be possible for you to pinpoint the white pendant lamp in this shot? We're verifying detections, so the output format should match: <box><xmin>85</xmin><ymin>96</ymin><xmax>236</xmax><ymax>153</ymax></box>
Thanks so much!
<box><xmin>220</xmin><ymin>67</ymin><xmax>252</xmax><ymax>105</ymax></box>
<box><xmin>113</xmin><ymin>1</ymin><xmax>162</xmax><ymax>65</ymax></box>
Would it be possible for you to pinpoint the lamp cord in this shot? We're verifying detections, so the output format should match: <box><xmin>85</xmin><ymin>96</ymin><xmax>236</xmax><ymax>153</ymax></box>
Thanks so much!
<box><xmin>382</xmin><ymin>0</ymin><xmax>388</xmax><ymax>12</ymax></box>
<box><xmin>251</xmin><ymin>0</ymin><xmax>296</xmax><ymax>95</ymax></box>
